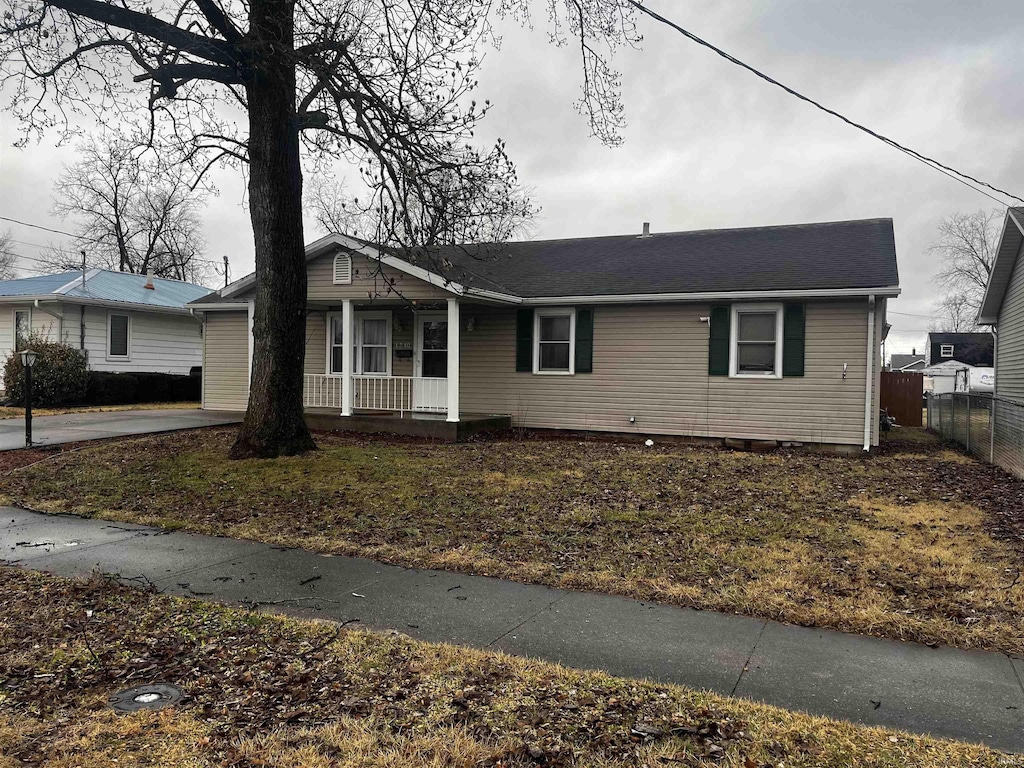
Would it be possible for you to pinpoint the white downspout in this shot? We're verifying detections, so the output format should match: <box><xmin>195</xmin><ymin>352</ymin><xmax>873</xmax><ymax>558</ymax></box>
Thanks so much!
<box><xmin>863</xmin><ymin>294</ymin><xmax>876</xmax><ymax>451</ymax></box>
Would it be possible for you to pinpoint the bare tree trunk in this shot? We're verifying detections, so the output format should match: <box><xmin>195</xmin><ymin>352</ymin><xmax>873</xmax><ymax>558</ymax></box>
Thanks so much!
<box><xmin>229</xmin><ymin>0</ymin><xmax>316</xmax><ymax>459</ymax></box>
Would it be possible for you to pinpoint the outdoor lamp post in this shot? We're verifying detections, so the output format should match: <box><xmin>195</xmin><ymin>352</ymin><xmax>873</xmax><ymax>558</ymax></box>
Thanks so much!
<box><xmin>21</xmin><ymin>350</ymin><xmax>37</xmax><ymax>448</ymax></box>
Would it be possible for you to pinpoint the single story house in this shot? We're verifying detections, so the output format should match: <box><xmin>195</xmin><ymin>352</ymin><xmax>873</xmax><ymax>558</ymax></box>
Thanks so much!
<box><xmin>978</xmin><ymin>207</ymin><xmax>1024</xmax><ymax>401</ymax></box>
<box><xmin>191</xmin><ymin>218</ymin><xmax>900</xmax><ymax>452</ymax></box>
<box><xmin>927</xmin><ymin>332</ymin><xmax>993</xmax><ymax>367</ymax></box>
<box><xmin>0</xmin><ymin>269</ymin><xmax>211</xmax><ymax>375</ymax></box>
<box><xmin>890</xmin><ymin>351</ymin><xmax>925</xmax><ymax>371</ymax></box>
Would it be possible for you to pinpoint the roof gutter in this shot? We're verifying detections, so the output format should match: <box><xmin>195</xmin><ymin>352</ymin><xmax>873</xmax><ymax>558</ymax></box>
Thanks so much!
<box><xmin>0</xmin><ymin>295</ymin><xmax>194</xmax><ymax>316</ymax></box>
<box><xmin>863</xmin><ymin>294</ymin><xmax>876</xmax><ymax>452</ymax></box>
<box><xmin>519</xmin><ymin>285</ymin><xmax>901</xmax><ymax>306</ymax></box>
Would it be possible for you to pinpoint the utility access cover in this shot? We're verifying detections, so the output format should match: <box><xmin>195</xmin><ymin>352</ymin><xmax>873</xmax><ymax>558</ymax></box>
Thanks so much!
<box><xmin>109</xmin><ymin>683</ymin><xmax>184</xmax><ymax>712</ymax></box>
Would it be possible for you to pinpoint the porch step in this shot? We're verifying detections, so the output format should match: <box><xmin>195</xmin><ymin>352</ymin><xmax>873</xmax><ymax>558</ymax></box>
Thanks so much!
<box><xmin>303</xmin><ymin>411</ymin><xmax>511</xmax><ymax>442</ymax></box>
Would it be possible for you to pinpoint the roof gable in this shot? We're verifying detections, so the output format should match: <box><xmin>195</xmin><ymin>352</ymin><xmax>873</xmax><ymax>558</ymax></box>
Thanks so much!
<box><xmin>978</xmin><ymin>208</ymin><xmax>1024</xmax><ymax>324</ymax></box>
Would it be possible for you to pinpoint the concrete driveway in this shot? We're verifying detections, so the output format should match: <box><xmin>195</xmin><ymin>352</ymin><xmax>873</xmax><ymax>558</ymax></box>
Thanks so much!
<box><xmin>0</xmin><ymin>409</ymin><xmax>241</xmax><ymax>451</ymax></box>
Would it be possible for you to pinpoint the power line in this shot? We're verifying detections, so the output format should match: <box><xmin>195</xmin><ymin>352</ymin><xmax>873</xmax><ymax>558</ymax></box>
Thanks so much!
<box><xmin>630</xmin><ymin>2</ymin><xmax>1024</xmax><ymax>207</ymax></box>
<box><xmin>0</xmin><ymin>214</ymin><xmax>222</xmax><ymax>267</ymax></box>
<box><xmin>888</xmin><ymin>309</ymin><xmax>940</xmax><ymax>319</ymax></box>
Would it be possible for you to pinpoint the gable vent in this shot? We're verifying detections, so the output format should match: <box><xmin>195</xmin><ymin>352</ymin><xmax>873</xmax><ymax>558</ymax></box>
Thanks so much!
<box><xmin>333</xmin><ymin>253</ymin><xmax>352</xmax><ymax>285</ymax></box>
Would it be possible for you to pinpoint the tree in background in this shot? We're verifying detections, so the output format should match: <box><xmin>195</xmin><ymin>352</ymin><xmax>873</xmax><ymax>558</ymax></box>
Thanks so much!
<box><xmin>0</xmin><ymin>230</ymin><xmax>18</xmax><ymax>280</ymax></box>
<box><xmin>931</xmin><ymin>209</ymin><xmax>1002</xmax><ymax>330</ymax></box>
<box><xmin>48</xmin><ymin>134</ymin><xmax>210</xmax><ymax>283</ymax></box>
<box><xmin>1</xmin><ymin>0</ymin><xmax>638</xmax><ymax>458</ymax></box>
<box><xmin>932</xmin><ymin>292</ymin><xmax>975</xmax><ymax>333</ymax></box>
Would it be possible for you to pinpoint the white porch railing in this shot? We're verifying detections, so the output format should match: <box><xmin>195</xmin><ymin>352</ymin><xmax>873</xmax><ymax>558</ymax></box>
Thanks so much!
<box><xmin>303</xmin><ymin>374</ymin><xmax>447</xmax><ymax>416</ymax></box>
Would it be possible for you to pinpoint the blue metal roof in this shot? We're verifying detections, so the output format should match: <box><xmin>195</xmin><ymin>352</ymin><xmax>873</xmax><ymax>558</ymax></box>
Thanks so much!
<box><xmin>0</xmin><ymin>272</ymin><xmax>81</xmax><ymax>296</ymax></box>
<box><xmin>63</xmin><ymin>270</ymin><xmax>211</xmax><ymax>308</ymax></box>
<box><xmin>0</xmin><ymin>269</ymin><xmax>211</xmax><ymax>308</ymax></box>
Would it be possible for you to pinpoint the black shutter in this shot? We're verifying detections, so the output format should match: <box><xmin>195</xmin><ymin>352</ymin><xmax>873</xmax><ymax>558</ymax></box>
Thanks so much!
<box><xmin>708</xmin><ymin>305</ymin><xmax>730</xmax><ymax>376</ymax></box>
<box><xmin>575</xmin><ymin>308</ymin><xmax>594</xmax><ymax>373</ymax></box>
<box><xmin>515</xmin><ymin>308</ymin><xmax>534</xmax><ymax>372</ymax></box>
<box><xmin>783</xmin><ymin>303</ymin><xmax>806</xmax><ymax>377</ymax></box>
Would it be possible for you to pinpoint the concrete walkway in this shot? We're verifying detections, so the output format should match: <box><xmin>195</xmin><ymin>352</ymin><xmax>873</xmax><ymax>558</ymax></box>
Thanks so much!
<box><xmin>2</xmin><ymin>505</ymin><xmax>1022</xmax><ymax>752</ymax></box>
<box><xmin>0</xmin><ymin>409</ymin><xmax>240</xmax><ymax>450</ymax></box>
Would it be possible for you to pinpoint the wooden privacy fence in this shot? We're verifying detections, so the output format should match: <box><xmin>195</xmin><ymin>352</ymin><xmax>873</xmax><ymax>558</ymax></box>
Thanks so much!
<box><xmin>880</xmin><ymin>371</ymin><xmax>923</xmax><ymax>427</ymax></box>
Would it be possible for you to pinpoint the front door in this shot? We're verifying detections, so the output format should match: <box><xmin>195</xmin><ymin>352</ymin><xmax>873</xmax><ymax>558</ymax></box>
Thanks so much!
<box><xmin>414</xmin><ymin>314</ymin><xmax>447</xmax><ymax>411</ymax></box>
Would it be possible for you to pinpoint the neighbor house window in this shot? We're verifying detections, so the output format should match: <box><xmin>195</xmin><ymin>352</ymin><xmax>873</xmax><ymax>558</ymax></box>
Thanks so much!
<box><xmin>729</xmin><ymin>304</ymin><xmax>783</xmax><ymax>378</ymax></box>
<box><xmin>534</xmin><ymin>308</ymin><xmax>575</xmax><ymax>374</ymax></box>
<box><xmin>357</xmin><ymin>314</ymin><xmax>390</xmax><ymax>375</ymax></box>
<box><xmin>107</xmin><ymin>312</ymin><xmax>130</xmax><ymax>359</ymax></box>
<box><xmin>14</xmin><ymin>309</ymin><xmax>30</xmax><ymax>352</ymax></box>
<box><xmin>328</xmin><ymin>315</ymin><xmax>345</xmax><ymax>374</ymax></box>
<box><xmin>940</xmin><ymin>344</ymin><xmax>954</xmax><ymax>358</ymax></box>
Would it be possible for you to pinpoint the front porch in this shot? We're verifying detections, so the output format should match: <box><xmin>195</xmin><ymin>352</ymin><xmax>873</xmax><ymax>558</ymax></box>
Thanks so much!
<box><xmin>300</xmin><ymin>297</ymin><xmax>510</xmax><ymax>440</ymax></box>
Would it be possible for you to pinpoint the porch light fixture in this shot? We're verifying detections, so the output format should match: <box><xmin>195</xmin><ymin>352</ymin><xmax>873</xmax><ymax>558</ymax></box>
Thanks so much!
<box><xmin>109</xmin><ymin>683</ymin><xmax>184</xmax><ymax>712</ymax></box>
<box><xmin>466</xmin><ymin>317</ymin><xmax>476</xmax><ymax>332</ymax></box>
<box><xmin>21</xmin><ymin>350</ymin><xmax>37</xmax><ymax>448</ymax></box>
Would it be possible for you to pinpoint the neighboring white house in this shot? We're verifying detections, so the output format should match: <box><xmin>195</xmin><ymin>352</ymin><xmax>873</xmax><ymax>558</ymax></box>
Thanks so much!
<box><xmin>921</xmin><ymin>359</ymin><xmax>994</xmax><ymax>394</ymax></box>
<box><xmin>0</xmin><ymin>269</ymin><xmax>211</xmax><ymax>374</ymax></box>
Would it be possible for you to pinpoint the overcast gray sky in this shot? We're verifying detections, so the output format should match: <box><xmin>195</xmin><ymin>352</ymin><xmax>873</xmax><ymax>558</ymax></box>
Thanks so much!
<box><xmin>2</xmin><ymin>0</ymin><xmax>1022</xmax><ymax>356</ymax></box>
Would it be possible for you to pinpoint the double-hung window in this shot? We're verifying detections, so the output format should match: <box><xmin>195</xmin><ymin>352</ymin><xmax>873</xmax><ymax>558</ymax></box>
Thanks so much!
<box><xmin>729</xmin><ymin>304</ymin><xmax>782</xmax><ymax>378</ymax></box>
<box><xmin>13</xmin><ymin>309</ymin><xmax>30</xmax><ymax>352</ymax></box>
<box><xmin>357</xmin><ymin>314</ymin><xmax>391</xmax><ymax>376</ymax></box>
<box><xmin>107</xmin><ymin>312</ymin><xmax>130</xmax><ymax>360</ymax></box>
<box><xmin>534</xmin><ymin>308</ymin><xmax>575</xmax><ymax>374</ymax></box>
<box><xmin>328</xmin><ymin>315</ymin><xmax>345</xmax><ymax>374</ymax></box>
<box><xmin>940</xmin><ymin>344</ymin><xmax>954</xmax><ymax>358</ymax></box>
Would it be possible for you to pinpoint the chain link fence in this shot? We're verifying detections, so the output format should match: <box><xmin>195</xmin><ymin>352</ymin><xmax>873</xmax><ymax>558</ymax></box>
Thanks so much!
<box><xmin>927</xmin><ymin>393</ymin><xmax>1024</xmax><ymax>478</ymax></box>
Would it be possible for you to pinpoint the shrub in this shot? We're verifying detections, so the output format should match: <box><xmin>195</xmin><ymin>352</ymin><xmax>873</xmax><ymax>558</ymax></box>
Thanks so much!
<box><xmin>134</xmin><ymin>372</ymin><xmax>173</xmax><ymax>402</ymax></box>
<box><xmin>86</xmin><ymin>371</ymin><xmax>138</xmax><ymax>405</ymax></box>
<box><xmin>3</xmin><ymin>334</ymin><xmax>89</xmax><ymax>407</ymax></box>
<box><xmin>171</xmin><ymin>373</ymin><xmax>201</xmax><ymax>401</ymax></box>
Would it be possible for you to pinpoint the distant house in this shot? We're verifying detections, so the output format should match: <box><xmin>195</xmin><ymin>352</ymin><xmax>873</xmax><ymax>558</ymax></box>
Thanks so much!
<box><xmin>927</xmin><ymin>333</ymin><xmax>993</xmax><ymax>367</ymax></box>
<box><xmin>0</xmin><ymin>269</ymin><xmax>211</xmax><ymax>374</ymax></box>
<box><xmin>890</xmin><ymin>351</ymin><xmax>925</xmax><ymax>371</ymax></box>
<box><xmin>192</xmin><ymin>218</ymin><xmax>900</xmax><ymax>452</ymax></box>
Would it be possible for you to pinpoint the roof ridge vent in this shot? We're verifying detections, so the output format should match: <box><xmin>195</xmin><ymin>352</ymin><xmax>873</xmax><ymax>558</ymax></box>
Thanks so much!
<box><xmin>638</xmin><ymin>222</ymin><xmax>652</xmax><ymax>238</ymax></box>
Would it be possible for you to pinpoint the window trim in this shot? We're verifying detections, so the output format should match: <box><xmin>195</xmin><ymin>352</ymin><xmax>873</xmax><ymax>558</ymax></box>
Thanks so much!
<box><xmin>106</xmin><ymin>311</ymin><xmax>131</xmax><ymax>361</ymax></box>
<box><xmin>940</xmin><ymin>344</ymin><xmax>954</xmax><ymax>358</ymax></box>
<box><xmin>355</xmin><ymin>311</ymin><xmax>392</xmax><ymax>377</ymax></box>
<box><xmin>729</xmin><ymin>303</ymin><xmax>783</xmax><ymax>379</ymax></box>
<box><xmin>13</xmin><ymin>308</ymin><xmax>31</xmax><ymax>353</ymax></box>
<box><xmin>325</xmin><ymin>312</ymin><xmax>345</xmax><ymax>375</ymax></box>
<box><xmin>533</xmin><ymin>307</ymin><xmax>576</xmax><ymax>375</ymax></box>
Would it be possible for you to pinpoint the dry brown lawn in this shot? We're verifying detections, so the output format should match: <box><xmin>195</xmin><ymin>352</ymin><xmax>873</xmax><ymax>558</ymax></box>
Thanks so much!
<box><xmin>0</xmin><ymin>401</ymin><xmax>200</xmax><ymax>419</ymax></box>
<box><xmin>3</xmin><ymin>427</ymin><xmax>1024</xmax><ymax>654</ymax></box>
<box><xmin>0</xmin><ymin>568</ymin><xmax>1016</xmax><ymax>767</ymax></box>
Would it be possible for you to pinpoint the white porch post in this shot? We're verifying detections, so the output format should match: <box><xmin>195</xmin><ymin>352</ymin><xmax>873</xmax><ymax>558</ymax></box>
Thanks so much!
<box><xmin>341</xmin><ymin>299</ymin><xmax>353</xmax><ymax>416</ymax></box>
<box><xmin>446</xmin><ymin>298</ymin><xmax>460</xmax><ymax>422</ymax></box>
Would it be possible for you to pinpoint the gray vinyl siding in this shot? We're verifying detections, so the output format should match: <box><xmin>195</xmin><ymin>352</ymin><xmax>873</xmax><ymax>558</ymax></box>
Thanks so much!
<box><xmin>203</xmin><ymin>311</ymin><xmax>250</xmax><ymax>411</ymax></box>
<box><xmin>307</xmin><ymin>253</ymin><xmax>453</xmax><ymax>301</ymax></box>
<box><xmin>997</xmin><ymin>241</ymin><xmax>1024</xmax><ymax>401</ymax></box>
<box><xmin>459</xmin><ymin>299</ymin><xmax>874</xmax><ymax>446</ymax></box>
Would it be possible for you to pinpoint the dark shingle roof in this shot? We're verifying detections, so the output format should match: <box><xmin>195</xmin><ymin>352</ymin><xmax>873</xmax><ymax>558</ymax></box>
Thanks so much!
<box><xmin>442</xmin><ymin>218</ymin><xmax>899</xmax><ymax>298</ymax></box>
<box><xmin>890</xmin><ymin>354</ymin><xmax>925</xmax><ymax>370</ymax></box>
<box><xmin>192</xmin><ymin>217</ymin><xmax>899</xmax><ymax>305</ymax></box>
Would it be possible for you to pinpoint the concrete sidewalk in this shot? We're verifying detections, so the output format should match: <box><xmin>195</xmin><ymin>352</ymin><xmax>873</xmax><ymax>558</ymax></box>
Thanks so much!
<box><xmin>2</xmin><ymin>505</ymin><xmax>1022</xmax><ymax>752</ymax></box>
<box><xmin>0</xmin><ymin>409</ymin><xmax>240</xmax><ymax>450</ymax></box>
